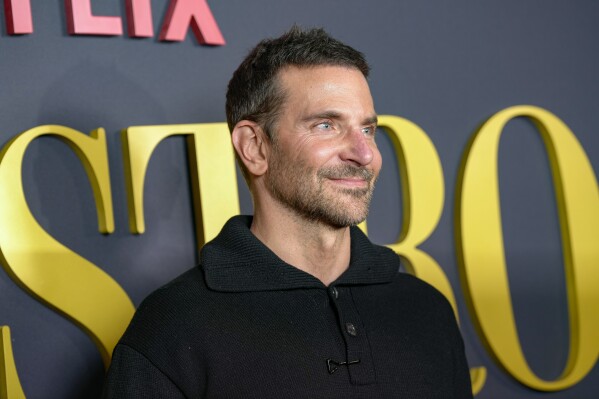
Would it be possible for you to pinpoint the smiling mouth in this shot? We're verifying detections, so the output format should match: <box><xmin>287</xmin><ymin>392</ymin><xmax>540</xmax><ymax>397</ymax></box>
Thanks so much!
<box><xmin>319</xmin><ymin>165</ymin><xmax>375</xmax><ymax>183</ymax></box>
<box><xmin>327</xmin><ymin>177</ymin><xmax>370</xmax><ymax>188</ymax></box>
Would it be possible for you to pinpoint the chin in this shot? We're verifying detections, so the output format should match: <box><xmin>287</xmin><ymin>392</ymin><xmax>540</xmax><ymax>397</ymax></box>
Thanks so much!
<box><xmin>317</xmin><ymin>208</ymin><xmax>369</xmax><ymax>228</ymax></box>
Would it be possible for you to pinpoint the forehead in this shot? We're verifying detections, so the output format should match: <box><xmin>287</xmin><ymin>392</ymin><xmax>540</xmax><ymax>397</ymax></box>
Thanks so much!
<box><xmin>276</xmin><ymin>65</ymin><xmax>375</xmax><ymax>117</ymax></box>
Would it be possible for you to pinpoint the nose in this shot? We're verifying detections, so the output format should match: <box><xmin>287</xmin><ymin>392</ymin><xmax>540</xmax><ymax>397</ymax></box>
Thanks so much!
<box><xmin>340</xmin><ymin>128</ymin><xmax>376</xmax><ymax>166</ymax></box>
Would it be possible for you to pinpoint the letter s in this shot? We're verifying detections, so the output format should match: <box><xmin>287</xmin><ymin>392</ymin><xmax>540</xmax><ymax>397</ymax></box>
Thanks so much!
<box><xmin>0</xmin><ymin>125</ymin><xmax>135</xmax><ymax>368</ymax></box>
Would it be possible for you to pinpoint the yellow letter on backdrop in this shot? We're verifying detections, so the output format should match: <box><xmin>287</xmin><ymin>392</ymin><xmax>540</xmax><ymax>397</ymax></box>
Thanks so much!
<box><xmin>456</xmin><ymin>105</ymin><xmax>599</xmax><ymax>390</ymax></box>
<box><xmin>374</xmin><ymin>115</ymin><xmax>486</xmax><ymax>395</ymax></box>
<box><xmin>374</xmin><ymin>116</ymin><xmax>454</xmax><ymax>308</ymax></box>
<box><xmin>0</xmin><ymin>125</ymin><xmax>135</xmax><ymax>367</ymax></box>
<box><xmin>0</xmin><ymin>326</ymin><xmax>25</xmax><ymax>399</ymax></box>
<box><xmin>122</xmin><ymin>123</ymin><xmax>240</xmax><ymax>247</ymax></box>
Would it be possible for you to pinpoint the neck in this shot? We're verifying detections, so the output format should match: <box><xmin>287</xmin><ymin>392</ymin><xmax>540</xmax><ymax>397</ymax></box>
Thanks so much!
<box><xmin>250</xmin><ymin>201</ymin><xmax>351</xmax><ymax>286</ymax></box>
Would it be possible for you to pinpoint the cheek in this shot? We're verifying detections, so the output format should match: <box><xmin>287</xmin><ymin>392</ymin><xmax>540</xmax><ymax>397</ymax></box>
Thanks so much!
<box><xmin>301</xmin><ymin>143</ymin><xmax>339</xmax><ymax>166</ymax></box>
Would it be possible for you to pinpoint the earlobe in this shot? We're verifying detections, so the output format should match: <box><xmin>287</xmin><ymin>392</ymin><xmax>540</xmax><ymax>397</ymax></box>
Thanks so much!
<box><xmin>231</xmin><ymin>121</ymin><xmax>269</xmax><ymax>176</ymax></box>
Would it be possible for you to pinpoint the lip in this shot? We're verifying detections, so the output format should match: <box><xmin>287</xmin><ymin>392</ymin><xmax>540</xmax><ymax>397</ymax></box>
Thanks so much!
<box><xmin>327</xmin><ymin>177</ymin><xmax>369</xmax><ymax>188</ymax></box>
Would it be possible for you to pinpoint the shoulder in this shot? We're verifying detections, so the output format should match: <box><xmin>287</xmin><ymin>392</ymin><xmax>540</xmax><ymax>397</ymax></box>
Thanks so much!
<box><xmin>118</xmin><ymin>266</ymin><xmax>213</xmax><ymax>351</ymax></box>
<box><xmin>107</xmin><ymin>267</ymin><xmax>214</xmax><ymax>396</ymax></box>
<box><xmin>134</xmin><ymin>266</ymin><xmax>204</xmax><ymax>315</ymax></box>
<box><xmin>363</xmin><ymin>267</ymin><xmax>459</xmax><ymax>332</ymax></box>
<box><xmin>394</xmin><ymin>271</ymin><xmax>450</xmax><ymax>304</ymax></box>
<box><xmin>396</xmin><ymin>272</ymin><xmax>465</xmax><ymax>348</ymax></box>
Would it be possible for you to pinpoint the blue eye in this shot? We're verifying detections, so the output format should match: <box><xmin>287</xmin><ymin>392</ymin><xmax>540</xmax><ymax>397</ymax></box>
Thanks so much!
<box><xmin>362</xmin><ymin>126</ymin><xmax>375</xmax><ymax>136</ymax></box>
<box><xmin>318</xmin><ymin>122</ymin><xmax>332</xmax><ymax>129</ymax></box>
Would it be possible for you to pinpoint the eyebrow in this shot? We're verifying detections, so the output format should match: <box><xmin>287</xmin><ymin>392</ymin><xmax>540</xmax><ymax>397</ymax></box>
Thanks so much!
<box><xmin>301</xmin><ymin>111</ymin><xmax>342</xmax><ymax>123</ymax></box>
<box><xmin>302</xmin><ymin>111</ymin><xmax>378</xmax><ymax>126</ymax></box>
<box><xmin>363</xmin><ymin>115</ymin><xmax>378</xmax><ymax>126</ymax></box>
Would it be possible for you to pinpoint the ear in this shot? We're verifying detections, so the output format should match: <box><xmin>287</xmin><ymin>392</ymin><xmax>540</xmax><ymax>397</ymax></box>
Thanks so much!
<box><xmin>231</xmin><ymin>120</ymin><xmax>269</xmax><ymax>176</ymax></box>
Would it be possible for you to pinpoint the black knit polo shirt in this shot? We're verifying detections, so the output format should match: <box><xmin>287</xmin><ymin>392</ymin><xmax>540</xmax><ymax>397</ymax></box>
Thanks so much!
<box><xmin>103</xmin><ymin>215</ymin><xmax>472</xmax><ymax>398</ymax></box>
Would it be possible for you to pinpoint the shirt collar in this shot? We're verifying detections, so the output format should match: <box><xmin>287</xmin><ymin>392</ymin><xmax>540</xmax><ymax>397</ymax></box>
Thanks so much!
<box><xmin>201</xmin><ymin>215</ymin><xmax>399</xmax><ymax>292</ymax></box>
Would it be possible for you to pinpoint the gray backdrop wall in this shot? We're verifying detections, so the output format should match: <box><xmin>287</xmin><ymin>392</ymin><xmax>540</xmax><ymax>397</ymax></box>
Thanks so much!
<box><xmin>1</xmin><ymin>1</ymin><xmax>597</xmax><ymax>398</ymax></box>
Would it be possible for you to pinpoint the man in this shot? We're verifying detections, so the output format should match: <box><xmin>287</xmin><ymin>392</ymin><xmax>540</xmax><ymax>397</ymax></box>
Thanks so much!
<box><xmin>103</xmin><ymin>27</ymin><xmax>472</xmax><ymax>398</ymax></box>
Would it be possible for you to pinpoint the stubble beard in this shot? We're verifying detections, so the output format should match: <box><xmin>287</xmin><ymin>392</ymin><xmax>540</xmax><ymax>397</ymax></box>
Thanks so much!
<box><xmin>266</xmin><ymin>148</ymin><xmax>377</xmax><ymax>228</ymax></box>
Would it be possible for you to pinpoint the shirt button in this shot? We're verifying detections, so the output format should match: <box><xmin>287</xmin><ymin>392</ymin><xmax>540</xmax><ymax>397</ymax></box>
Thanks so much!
<box><xmin>330</xmin><ymin>287</ymin><xmax>339</xmax><ymax>299</ymax></box>
<box><xmin>345</xmin><ymin>322</ymin><xmax>357</xmax><ymax>336</ymax></box>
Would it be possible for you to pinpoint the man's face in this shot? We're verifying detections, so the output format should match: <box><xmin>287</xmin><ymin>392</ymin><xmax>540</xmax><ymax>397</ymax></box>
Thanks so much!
<box><xmin>264</xmin><ymin>65</ymin><xmax>382</xmax><ymax>228</ymax></box>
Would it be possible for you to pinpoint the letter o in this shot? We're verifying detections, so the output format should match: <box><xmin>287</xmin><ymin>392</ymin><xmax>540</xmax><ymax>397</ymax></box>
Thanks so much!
<box><xmin>456</xmin><ymin>105</ymin><xmax>599</xmax><ymax>390</ymax></box>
